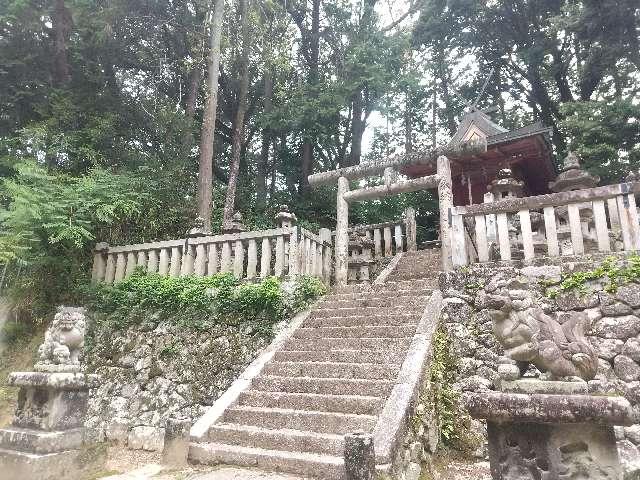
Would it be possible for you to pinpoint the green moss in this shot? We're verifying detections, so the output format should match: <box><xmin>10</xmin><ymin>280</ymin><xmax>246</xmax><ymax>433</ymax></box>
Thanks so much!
<box><xmin>545</xmin><ymin>255</ymin><xmax>640</xmax><ymax>298</ymax></box>
<box><xmin>425</xmin><ymin>328</ymin><xmax>483</xmax><ymax>453</ymax></box>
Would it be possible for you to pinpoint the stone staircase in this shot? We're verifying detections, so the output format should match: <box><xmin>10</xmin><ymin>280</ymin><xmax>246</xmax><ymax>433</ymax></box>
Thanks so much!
<box><xmin>190</xmin><ymin>250</ymin><xmax>441</xmax><ymax>479</ymax></box>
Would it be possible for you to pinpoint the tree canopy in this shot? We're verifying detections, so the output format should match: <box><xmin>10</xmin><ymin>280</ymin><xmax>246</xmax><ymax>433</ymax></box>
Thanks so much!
<box><xmin>0</xmin><ymin>0</ymin><xmax>638</xmax><ymax>321</ymax></box>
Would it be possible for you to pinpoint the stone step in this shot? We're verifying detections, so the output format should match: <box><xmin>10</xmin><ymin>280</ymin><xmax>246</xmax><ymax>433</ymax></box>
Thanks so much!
<box><xmin>321</xmin><ymin>289</ymin><xmax>427</xmax><ymax>302</ymax></box>
<box><xmin>251</xmin><ymin>375</ymin><xmax>394</xmax><ymax>397</ymax></box>
<box><xmin>293</xmin><ymin>325</ymin><xmax>416</xmax><ymax>339</ymax></box>
<box><xmin>222</xmin><ymin>406</ymin><xmax>377</xmax><ymax>435</ymax></box>
<box><xmin>309</xmin><ymin>306</ymin><xmax>424</xmax><ymax>319</ymax></box>
<box><xmin>0</xmin><ymin>427</ymin><xmax>83</xmax><ymax>454</ymax></box>
<box><xmin>207</xmin><ymin>423</ymin><xmax>344</xmax><ymax>456</ymax></box>
<box><xmin>273</xmin><ymin>349</ymin><xmax>404</xmax><ymax>364</ymax></box>
<box><xmin>317</xmin><ymin>296</ymin><xmax>429</xmax><ymax>309</ymax></box>
<box><xmin>336</xmin><ymin>279</ymin><xmax>433</xmax><ymax>293</ymax></box>
<box><xmin>262</xmin><ymin>361</ymin><xmax>399</xmax><ymax>380</ymax></box>
<box><xmin>283</xmin><ymin>337</ymin><xmax>411</xmax><ymax>352</ymax></box>
<box><xmin>303</xmin><ymin>313</ymin><xmax>420</xmax><ymax>328</ymax></box>
<box><xmin>237</xmin><ymin>391</ymin><xmax>384</xmax><ymax>415</ymax></box>
<box><xmin>189</xmin><ymin>442</ymin><xmax>345</xmax><ymax>480</ymax></box>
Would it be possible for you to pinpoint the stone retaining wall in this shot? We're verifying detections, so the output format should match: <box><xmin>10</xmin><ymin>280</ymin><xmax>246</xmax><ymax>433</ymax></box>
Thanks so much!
<box><xmin>85</xmin><ymin>320</ymin><xmax>271</xmax><ymax>451</ymax></box>
<box><xmin>439</xmin><ymin>255</ymin><xmax>640</xmax><ymax>475</ymax></box>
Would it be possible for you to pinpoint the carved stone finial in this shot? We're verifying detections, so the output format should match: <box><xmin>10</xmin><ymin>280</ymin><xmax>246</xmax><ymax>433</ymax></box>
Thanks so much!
<box><xmin>222</xmin><ymin>211</ymin><xmax>247</xmax><ymax>234</ymax></box>
<box><xmin>188</xmin><ymin>216</ymin><xmax>208</xmax><ymax>237</ymax></box>
<box><xmin>549</xmin><ymin>151</ymin><xmax>599</xmax><ymax>192</ymax></box>
<box><xmin>34</xmin><ymin>306</ymin><xmax>87</xmax><ymax>373</ymax></box>
<box><xmin>626</xmin><ymin>169</ymin><xmax>640</xmax><ymax>183</ymax></box>
<box><xmin>488</xmin><ymin>168</ymin><xmax>524</xmax><ymax>199</ymax></box>
<box><xmin>275</xmin><ymin>205</ymin><xmax>297</xmax><ymax>228</ymax></box>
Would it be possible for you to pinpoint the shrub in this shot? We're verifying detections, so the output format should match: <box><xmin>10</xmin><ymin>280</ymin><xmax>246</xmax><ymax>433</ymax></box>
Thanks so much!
<box><xmin>83</xmin><ymin>271</ymin><xmax>326</xmax><ymax>334</ymax></box>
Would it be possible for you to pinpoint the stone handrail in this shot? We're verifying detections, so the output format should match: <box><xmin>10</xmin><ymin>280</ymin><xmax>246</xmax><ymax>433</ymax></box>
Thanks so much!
<box><xmin>332</xmin><ymin>208</ymin><xmax>417</xmax><ymax>260</ymax></box>
<box><xmin>450</xmin><ymin>182</ymin><xmax>640</xmax><ymax>265</ymax></box>
<box><xmin>91</xmin><ymin>226</ymin><xmax>332</xmax><ymax>284</ymax></box>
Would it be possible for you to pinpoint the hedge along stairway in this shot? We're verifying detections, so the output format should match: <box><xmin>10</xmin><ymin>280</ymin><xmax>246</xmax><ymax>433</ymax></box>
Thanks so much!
<box><xmin>189</xmin><ymin>249</ymin><xmax>443</xmax><ymax>479</ymax></box>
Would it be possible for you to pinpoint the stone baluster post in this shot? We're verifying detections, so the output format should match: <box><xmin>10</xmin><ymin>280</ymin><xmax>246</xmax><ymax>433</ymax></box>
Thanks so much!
<box><xmin>319</xmin><ymin>228</ymin><xmax>332</xmax><ymax>285</ymax></box>
<box><xmin>91</xmin><ymin>242</ymin><xmax>109</xmax><ymax>283</ymax></box>
<box><xmin>437</xmin><ymin>155</ymin><xmax>453</xmax><ymax>271</ymax></box>
<box><xmin>404</xmin><ymin>208</ymin><xmax>417</xmax><ymax>252</ymax></box>
<box><xmin>344</xmin><ymin>432</ymin><xmax>376</xmax><ymax>480</ymax></box>
<box><xmin>335</xmin><ymin>176</ymin><xmax>350</xmax><ymax>287</ymax></box>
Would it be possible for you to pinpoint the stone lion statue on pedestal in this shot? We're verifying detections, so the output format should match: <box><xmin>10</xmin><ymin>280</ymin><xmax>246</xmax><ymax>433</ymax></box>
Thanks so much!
<box><xmin>35</xmin><ymin>306</ymin><xmax>87</xmax><ymax>372</ymax></box>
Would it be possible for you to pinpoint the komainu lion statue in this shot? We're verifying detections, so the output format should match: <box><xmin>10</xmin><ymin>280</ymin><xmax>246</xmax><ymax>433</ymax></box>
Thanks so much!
<box><xmin>35</xmin><ymin>306</ymin><xmax>87</xmax><ymax>371</ymax></box>
<box><xmin>486</xmin><ymin>294</ymin><xmax>598</xmax><ymax>380</ymax></box>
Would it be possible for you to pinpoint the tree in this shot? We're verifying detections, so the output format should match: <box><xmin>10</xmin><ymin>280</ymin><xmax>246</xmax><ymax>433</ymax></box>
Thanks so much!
<box><xmin>198</xmin><ymin>0</ymin><xmax>226</xmax><ymax>232</ymax></box>
<box><xmin>222</xmin><ymin>0</ymin><xmax>252</xmax><ymax>224</ymax></box>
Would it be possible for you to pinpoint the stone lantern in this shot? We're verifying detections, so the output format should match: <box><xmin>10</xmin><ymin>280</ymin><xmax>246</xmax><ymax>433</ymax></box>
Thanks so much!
<box><xmin>187</xmin><ymin>216</ymin><xmax>208</xmax><ymax>238</ymax></box>
<box><xmin>488</xmin><ymin>168</ymin><xmax>524</xmax><ymax>200</ymax></box>
<box><xmin>275</xmin><ymin>205</ymin><xmax>297</xmax><ymax>229</ymax></box>
<box><xmin>222</xmin><ymin>212</ymin><xmax>247</xmax><ymax>234</ymax></box>
<box><xmin>347</xmin><ymin>232</ymin><xmax>375</xmax><ymax>283</ymax></box>
<box><xmin>549</xmin><ymin>152</ymin><xmax>600</xmax><ymax>254</ymax></box>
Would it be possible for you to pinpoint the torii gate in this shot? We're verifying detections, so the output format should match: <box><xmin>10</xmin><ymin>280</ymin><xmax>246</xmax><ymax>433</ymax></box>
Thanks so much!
<box><xmin>307</xmin><ymin>140</ymin><xmax>486</xmax><ymax>287</ymax></box>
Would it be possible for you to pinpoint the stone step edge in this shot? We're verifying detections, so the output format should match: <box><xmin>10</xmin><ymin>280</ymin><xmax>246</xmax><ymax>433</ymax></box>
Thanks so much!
<box><xmin>189</xmin><ymin>442</ymin><xmax>345</xmax><ymax>480</ymax></box>
<box><xmin>210</xmin><ymin>423</ymin><xmax>344</xmax><ymax>442</ymax></box>
<box><xmin>226</xmin><ymin>404</ymin><xmax>378</xmax><ymax>421</ymax></box>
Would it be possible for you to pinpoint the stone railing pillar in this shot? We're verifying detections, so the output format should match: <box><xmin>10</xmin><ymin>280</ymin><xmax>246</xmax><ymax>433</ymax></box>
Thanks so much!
<box><xmin>404</xmin><ymin>207</ymin><xmax>417</xmax><ymax>252</ymax></box>
<box><xmin>91</xmin><ymin>242</ymin><xmax>109</xmax><ymax>283</ymax></box>
<box><xmin>335</xmin><ymin>176</ymin><xmax>350</xmax><ymax>287</ymax></box>
<box><xmin>437</xmin><ymin>155</ymin><xmax>453</xmax><ymax>271</ymax></box>
<box><xmin>344</xmin><ymin>431</ymin><xmax>376</xmax><ymax>480</ymax></box>
<box><xmin>319</xmin><ymin>228</ymin><xmax>332</xmax><ymax>285</ymax></box>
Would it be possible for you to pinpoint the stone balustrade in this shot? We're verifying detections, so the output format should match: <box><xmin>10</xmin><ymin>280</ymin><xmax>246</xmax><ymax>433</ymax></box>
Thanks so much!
<box><xmin>91</xmin><ymin>226</ymin><xmax>332</xmax><ymax>284</ymax></box>
<box><xmin>450</xmin><ymin>181</ymin><xmax>640</xmax><ymax>266</ymax></box>
<box><xmin>333</xmin><ymin>208</ymin><xmax>417</xmax><ymax>261</ymax></box>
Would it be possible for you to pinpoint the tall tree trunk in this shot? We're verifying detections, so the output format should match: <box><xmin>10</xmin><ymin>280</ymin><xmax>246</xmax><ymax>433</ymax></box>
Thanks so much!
<box><xmin>299</xmin><ymin>0</ymin><xmax>320</xmax><ymax>194</ymax></box>
<box><xmin>256</xmin><ymin>68</ymin><xmax>273</xmax><ymax>211</ymax></box>
<box><xmin>404</xmin><ymin>89</ymin><xmax>413</xmax><ymax>154</ymax></box>
<box><xmin>182</xmin><ymin>64</ymin><xmax>202</xmax><ymax>151</ymax></box>
<box><xmin>223</xmin><ymin>0</ymin><xmax>251</xmax><ymax>225</ymax></box>
<box><xmin>432</xmin><ymin>78</ymin><xmax>437</xmax><ymax>148</ymax></box>
<box><xmin>51</xmin><ymin>0</ymin><xmax>72</xmax><ymax>86</ymax></box>
<box><xmin>347</xmin><ymin>90</ymin><xmax>364</xmax><ymax>167</ymax></box>
<box><xmin>197</xmin><ymin>0</ymin><xmax>225</xmax><ymax>232</ymax></box>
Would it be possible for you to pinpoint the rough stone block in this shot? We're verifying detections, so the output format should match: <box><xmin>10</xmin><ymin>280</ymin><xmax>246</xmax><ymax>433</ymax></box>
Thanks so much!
<box><xmin>162</xmin><ymin>418</ymin><xmax>190</xmax><ymax>468</ymax></box>
<box><xmin>127</xmin><ymin>426</ymin><xmax>164</xmax><ymax>451</ymax></box>
<box><xmin>617</xmin><ymin>286</ymin><xmax>640</xmax><ymax>308</ymax></box>
<box><xmin>591</xmin><ymin>316</ymin><xmax>640</xmax><ymax>339</ymax></box>
<box><xmin>625</xmin><ymin>339</ymin><xmax>640</xmax><ymax>363</ymax></box>
<box><xmin>615</xmin><ymin>356</ymin><xmax>640</xmax><ymax>382</ymax></box>
<box><xmin>591</xmin><ymin>338</ymin><xmax>624</xmax><ymax>361</ymax></box>
<box><xmin>520</xmin><ymin>265</ymin><xmax>561</xmax><ymax>282</ymax></box>
<box><xmin>555</xmin><ymin>291</ymin><xmax>599</xmax><ymax>311</ymax></box>
<box><xmin>105</xmin><ymin>418</ymin><xmax>129</xmax><ymax>443</ymax></box>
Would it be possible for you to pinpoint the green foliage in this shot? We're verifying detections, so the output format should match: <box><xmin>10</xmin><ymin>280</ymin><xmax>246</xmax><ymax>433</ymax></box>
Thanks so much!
<box><xmin>427</xmin><ymin>327</ymin><xmax>482</xmax><ymax>453</ymax></box>
<box><xmin>0</xmin><ymin>320</ymin><xmax>33</xmax><ymax>346</ymax></box>
<box><xmin>546</xmin><ymin>255</ymin><xmax>640</xmax><ymax>298</ymax></box>
<box><xmin>429</xmin><ymin>328</ymin><xmax>461</xmax><ymax>445</ymax></box>
<box><xmin>560</xmin><ymin>100</ymin><xmax>640</xmax><ymax>184</ymax></box>
<box><xmin>84</xmin><ymin>271</ymin><xmax>326</xmax><ymax>333</ymax></box>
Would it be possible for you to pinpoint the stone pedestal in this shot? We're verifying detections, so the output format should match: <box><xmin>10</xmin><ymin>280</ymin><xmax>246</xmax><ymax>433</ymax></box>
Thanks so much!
<box><xmin>464</xmin><ymin>380</ymin><xmax>636</xmax><ymax>480</ymax></box>
<box><xmin>0</xmin><ymin>372</ymin><xmax>100</xmax><ymax>480</ymax></box>
<box><xmin>0</xmin><ymin>306</ymin><xmax>101</xmax><ymax>480</ymax></box>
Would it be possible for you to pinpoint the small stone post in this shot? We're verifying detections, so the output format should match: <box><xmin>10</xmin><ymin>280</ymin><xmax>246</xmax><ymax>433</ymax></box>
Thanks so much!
<box><xmin>335</xmin><ymin>176</ymin><xmax>350</xmax><ymax>287</ymax></box>
<box><xmin>437</xmin><ymin>155</ymin><xmax>453</xmax><ymax>271</ymax></box>
<box><xmin>344</xmin><ymin>431</ymin><xmax>376</xmax><ymax>480</ymax></box>
<box><xmin>162</xmin><ymin>417</ymin><xmax>191</xmax><ymax>468</ymax></box>
<box><xmin>319</xmin><ymin>228</ymin><xmax>332</xmax><ymax>285</ymax></box>
<box><xmin>91</xmin><ymin>242</ymin><xmax>109</xmax><ymax>283</ymax></box>
<box><xmin>404</xmin><ymin>207</ymin><xmax>417</xmax><ymax>252</ymax></box>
